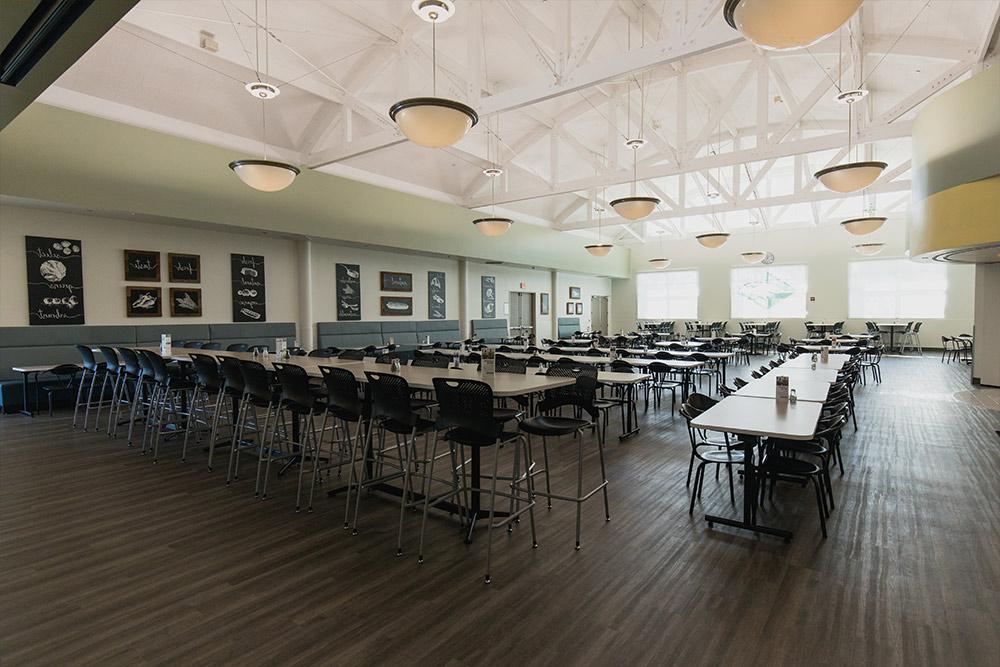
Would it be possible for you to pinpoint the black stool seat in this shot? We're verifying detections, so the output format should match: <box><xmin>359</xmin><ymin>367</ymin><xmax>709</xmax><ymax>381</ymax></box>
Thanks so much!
<box><xmin>763</xmin><ymin>455</ymin><xmax>821</xmax><ymax>476</ymax></box>
<box><xmin>381</xmin><ymin>415</ymin><xmax>435</xmax><ymax>435</ymax></box>
<box><xmin>410</xmin><ymin>397</ymin><xmax>438</xmax><ymax>411</ymax></box>
<box><xmin>519</xmin><ymin>415</ymin><xmax>589</xmax><ymax>437</ymax></box>
<box><xmin>492</xmin><ymin>407</ymin><xmax>521</xmax><ymax>423</ymax></box>
<box><xmin>699</xmin><ymin>449</ymin><xmax>746</xmax><ymax>464</ymax></box>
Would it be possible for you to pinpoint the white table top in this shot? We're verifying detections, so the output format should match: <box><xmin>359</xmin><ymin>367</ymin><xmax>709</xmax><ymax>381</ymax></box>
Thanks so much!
<box><xmin>693</xmin><ymin>336</ymin><xmax>741</xmax><ymax>342</ymax></box>
<box><xmin>653</xmin><ymin>341</ymin><xmax>705</xmax><ymax>349</ymax></box>
<box><xmin>735</xmin><ymin>375</ymin><xmax>832</xmax><ymax>402</ymax></box>
<box><xmin>876</xmin><ymin>322</ymin><xmax>908</xmax><ymax>328</ymax></box>
<box><xmin>765</xmin><ymin>367</ymin><xmax>840</xmax><ymax>383</ymax></box>
<box><xmin>795</xmin><ymin>345</ymin><xmax>856</xmax><ymax>353</ymax></box>
<box><xmin>614</xmin><ymin>357</ymin><xmax>704</xmax><ymax>370</ymax></box>
<box><xmin>691</xmin><ymin>395</ymin><xmax>822</xmax><ymax>441</ymax></box>
<box><xmin>781</xmin><ymin>354</ymin><xmax>847</xmax><ymax>370</ymax></box>
<box><xmin>500</xmin><ymin>352</ymin><xmax>612</xmax><ymax>364</ymax></box>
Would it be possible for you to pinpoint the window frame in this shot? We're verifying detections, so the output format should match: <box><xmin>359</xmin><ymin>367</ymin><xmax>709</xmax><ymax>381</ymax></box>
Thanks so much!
<box><xmin>847</xmin><ymin>258</ymin><xmax>949</xmax><ymax>319</ymax></box>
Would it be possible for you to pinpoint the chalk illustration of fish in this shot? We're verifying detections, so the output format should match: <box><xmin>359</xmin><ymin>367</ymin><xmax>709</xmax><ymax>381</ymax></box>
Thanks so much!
<box><xmin>175</xmin><ymin>292</ymin><xmax>199</xmax><ymax>311</ymax></box>
<box><xmin>132</xmin><ymin>292</ymin><xmax>157</xmax><ymax>309</ymax></box>
<box><xmin>241</xmin><ymin>267</ymin><xmax>258</xmax><ymax>277</ymax></box>
<box><xmin>385</xmin><ymin>301</ymin><xmax>409</xmax><ymax>311</ymax></box>
<box><xmin>340</xmin><ymin>302</ymin><xmax>359</xmax><ymax>311</ymax></box>
<box><xmin>432</xmin><ymin>295</ymin><xmax>444</xmax><ymax>304</ymax></box>
<box><xmin>345</xmin><ymin>268</ymin><xmax>359</xmax><ymax>279</ymax></box>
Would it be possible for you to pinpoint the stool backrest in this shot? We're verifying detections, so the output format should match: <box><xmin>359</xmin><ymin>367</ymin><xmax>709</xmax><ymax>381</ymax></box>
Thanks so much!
<box><xmin>136</xmin><ymin>349</ymin><xmax>156</xmax><ymax>379</ymax></box>
<box><xmin>496</xmin><ymin>356</ymin><xmax>527</xmax><ymax>375</ymax></box>
<box><xmin>432</xmin><ymin>378</ymin><xmax>500</xmax><ymax>439</ymax></box>
<box><xmin>539</xmin><ymin>364</ymin><xmax>598</xmax><ymax>420</ymax></box>
<box><xmin>219</xmin><ymin>356</ymin><xmax>245</xmax><ymax>394</ymax></box>
<box><xmin>237</xmin><ymin>360</ymin><xmax>274</xmax><ymax>404</ymax></box>
<box><xmin>75</xmin><ymin>344</ymin><xmax>99</xmax><ymax>371</ymax></box>
<box><xmin>117</xmin><ymin>347</ymin><xmax>141</xmax><ymax>376</ymax></box>
<box><xmin>189</xmin><ymin>353</ymin><xmax>223</xmax><ymax>391</ymax></box>
<box><xmin>412</xmin><ymin>354</ymin><xmax>451</xmax><ymax>368</ymax></box>
<box><xmin>143</xmin><ymin>350</ymin><xmax>171</xmax><ymax>384</ymax></box>
<box><xmin>226</xmin><ymin>343</ymin><xmax>249</xmax><ymax>352</ymax></box>
<box><xmin>98</xmin><ymin>345</ymin><xmax>120</xmax><ymax>369</ymax></box>
<box><xmin>272</xmin><ymin>363</ymin><xmax>314</xmax><ymax>409</ymax></box>
<box><xmin>202</xmin><ymin>342</ymin><xmax>223</xmax><ymax>350</ymax></box>
<box><xmin>320</xmin><ymin>366</ymin><xmax>363</xmax><ymax>418</ymax></box>
<box><xmin>184</xmin><ymin>341</ymin><xmax>204</xmax><ymax>349</ymax></box>
<box><xmin>339</xmin><ymin>349</ymin><xmax>365</xmax><ymax>360</ymax></box>
<box><xmin>365</xmin><ymin>372</ymin><xmax>415</xmax><ymax>425</ymax></box>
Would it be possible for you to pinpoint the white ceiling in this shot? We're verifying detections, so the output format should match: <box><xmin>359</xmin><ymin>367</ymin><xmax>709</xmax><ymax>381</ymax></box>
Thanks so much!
<box><xmin>41</xmin><ymin>0</ymin><xmax>1000</xmax><ymax>245</ymax></box>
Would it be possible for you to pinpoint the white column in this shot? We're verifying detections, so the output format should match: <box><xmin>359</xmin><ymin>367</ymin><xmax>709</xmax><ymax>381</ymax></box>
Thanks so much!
<box><xmin>550</xmin><ymin>270</ymin><xmax>559</xmax><ymax>339</ymax></box>
<box><xmin>458</xmin><ymin>259</ymin><xmax>469</xmax><ymax>338</ymax></box>
<box><xmin>296</xmin><ymin>239</ymin><xmax>313</xmax><ymax>350</ymax></box>
<box><xmin>973</xmin><ymin>263</ymin><xmax>1000</xmax><ymax>387</ymax></box>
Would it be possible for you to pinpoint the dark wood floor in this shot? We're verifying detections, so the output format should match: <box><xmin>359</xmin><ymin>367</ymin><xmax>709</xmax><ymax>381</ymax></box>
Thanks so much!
<box><xmin>2</xmin><ymin>356</ymin><xmax>998</xmax><ymax>666</ymax></box>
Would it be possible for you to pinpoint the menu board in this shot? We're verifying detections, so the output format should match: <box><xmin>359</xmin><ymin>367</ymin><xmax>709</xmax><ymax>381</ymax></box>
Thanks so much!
<box><xmin>428</xmin><ymin>271</ymin><xmax>446</xmax><ymax>320</ymax></box>
<box><xmin>336</xmin><ymin>263</ymin><xmax>361</xmax><ymax>320</ymax></box>
<box><xmin>231</xmin><ymin>254</ymin><xmax>266</xmax><ymax>322</ymax></box>
<box><xmin>481</xmin><ymin>275</ymin><xmax>496</xmax><ymax>318</ymax></box>
<box><xmin>25</xmin><ymin>236</ymin><xmax>85</xmax><ymax>325</ymax></box>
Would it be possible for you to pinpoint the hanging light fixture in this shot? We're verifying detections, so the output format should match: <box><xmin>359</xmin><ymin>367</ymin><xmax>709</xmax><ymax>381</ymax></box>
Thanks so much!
<box><xmin>390</xmin><ymin>1</ymin><xmax>477</xmax><ymax>148</ymax></box>
<box><xmin>472</xmin><ymin>129</ymin><xmax>514</xmax><ymax>236</ymax></box>
<box><xmin>696</xmin><ymin>233</ymin><xmax>730</xmax><ymax>249</ymax></box>
<box><xmin>585</xmin><ymin>198</ymin><xmax>613</xmax><ymax>257</ymax></box>
<box><xmin>649</xmin><ymin>232</ymin><xmax>671</xmax><ymax>269</ymax></box>
<box><xmin>611</xmin><ymin>15</ymin><xmax>659</xmax><ymax>220</ymax></box>
<box><xmin>723</xmin><ymin>0</ymin><xmax>862</xmax><ymax>51</ymax></box>
<box><xmin>853</xmin><ymin>242</ymin><xmax>885</xmax><ymax>256</ymax></box>
<box><xmin>840</xmin><ymin>189</ymin><xmax>886</xmax><ymax>235</ymax></box>
<box><xmin>814</xmin><ymin>35</ymin><xmax>886</xmax><ymax>192</ymax></box>
<box><xmin>741</xmin><ymin>215</ymin><xmax>767</xmax><ymax>263</ymax></box>
<box><xmin>228</xmin><ymin>0</ymin><xmax>298</xmax><ymax>192</ymax></box>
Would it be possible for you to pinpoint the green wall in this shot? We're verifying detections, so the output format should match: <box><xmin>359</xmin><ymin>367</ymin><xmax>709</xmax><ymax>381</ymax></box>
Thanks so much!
<box><xmin>0</xmin><ymin>103</ymin><xmax>629</xmax><ymax>278</ymax></box>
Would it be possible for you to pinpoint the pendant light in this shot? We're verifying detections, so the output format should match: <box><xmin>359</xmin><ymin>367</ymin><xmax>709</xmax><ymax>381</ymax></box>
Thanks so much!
<box><xmin>723</xmin><ymin>0</ymin><xmax>862</xmax><ymax>51</ymax></box>
<box><xmin>741</xmin><ymin>215</ymin><xmax>766</xmax><ymax>263</ymax></box>
<box><xmin>814</xmin><ymin>33</ymin><xmax>886</xmax><ymax>193</ymax></box>
<box><xmin>472</xmin><ymin>129</ymin><xmax>514</xmax><ymax>236</ymax></box>
<box><xmin>585</xmin><ymin>197</ymin><xmax>613</xmax><ymax>257</ymax></box>
<box><xmin>228</xmin><ymin>0</ymin><xmax>298</xmax><ymax>192</ymax></box>
<box><xmin>840</xmin><ymin>190</ymin><xmax>886</xmax><ymax>235</ymax></box>
<box><xmin>649</xmin><ymin>232</ymin><xmax>671</xmax><ymax>269</ymax></box>
<box><xmin>853</xmin><ymin>242</ymin><xmax>885</xmax><ymax>256</ymax></box>
<box><xmin>696</xmin><ymin>233</ymin><xmax>730</xmax><ymax>249</ymax></box>
<box><xmin>390</xmin><ymin>1</ymin><xmax>477</xmax><ymax>148</ymax></box>
<box><xmin>611</xmin><ymin>13</ymin><xmax>659</xmax><ymax>220</ymax></box>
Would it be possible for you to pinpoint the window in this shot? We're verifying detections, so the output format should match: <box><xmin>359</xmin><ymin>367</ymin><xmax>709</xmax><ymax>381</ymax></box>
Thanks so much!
<box><xmin>636</xmin><ymin>270</ymin><xmax>699</xmax><ymax>319</ymax></box>
<box><xmin>730</xmin><ymin>265</ymin><xmax>808</xmax><ymax>318</ymax></box>
<box><xmin>848</xmin><ymin>259</ymin><xmax>948</xmax><ymax>319</ymax></box>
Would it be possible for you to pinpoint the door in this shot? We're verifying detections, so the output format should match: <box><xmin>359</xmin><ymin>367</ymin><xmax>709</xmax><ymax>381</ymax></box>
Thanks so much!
<box><xmin>508</xmin><ymin>291</ymin><xmax>536</xmax><ymax>342</ymax></box>
<box><xmin>591</xmin><ymin>295</ymin><xmax>609</xmax><ymax>335</ymax></box>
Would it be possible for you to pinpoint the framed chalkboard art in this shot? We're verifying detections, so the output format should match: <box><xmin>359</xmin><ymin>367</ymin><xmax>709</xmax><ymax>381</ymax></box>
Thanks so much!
<box><xmin>481</xmin><ymin>276</ymin><xmax>496</xmax><ymax>318</ymax></box>
<box><xmin>336</xmin><ymin>263</ymin><xmax>361</xmax><ymax>321</ymax></box>
<box><xmin>168</xmin><ymin>253</ymin><xmax>201</xmax><ymax>283</ymax></box>
<box><xmin>124</xmin><ymin>249</ymin><xmax>160</xmax><ymax>282</ymax></box>
<box><xmin>126</xmin><ymin>286</ymin><xmax>162</xmax><ymax>317</ymax></box>
<box><xmin>381</xmin><ymin>296</ymin><xmax>413</xmax><ymax>316</ymax></box>
<box><xmin>231</xmin><ymin>254</ymin><xmax>266</xmax><ymax>322</ymax></box>
<box><xmin>539</xmin><ymin>292</ymin><xmax>549</xmax><ymax>315</ymax></box>
<box><xmin>380</xmin><ymin>271</ymin><xmax>413</xmax><ymax>292</ymax></box>
<box><xmin>170</xmin><ymin>287</ymin><xmax>202</xmax><ymax>316</ymax></box>
<box><xmin>427</xmin><ymin>271</ymin><xmax>446</xmax><ymax>319</ymax></box>
<box><xmin>26</xmin><ymin>236</ymin><xmax>85</xmax><ymax>325</ymax></box>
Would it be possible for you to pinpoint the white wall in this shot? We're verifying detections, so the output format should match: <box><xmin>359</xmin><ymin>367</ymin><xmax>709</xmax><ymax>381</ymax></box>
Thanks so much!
<box><xmin>611</xmin><ymin>220</ymin><xmax>976</xmax><ymax>346</ymax></box>
<box><xmin>465</xmin><ymin>262</ymin><xmax>557</xmax><ymax>341</ymax></box>
<box><xmin>0</xmin><ymin>205</ymin><xmax>299</xmax><ymax>327</ymax></box>
<box><xmin>556</xmin><ymin>271</ymin><xmax>613</xmax><ymax>333</ymax></box>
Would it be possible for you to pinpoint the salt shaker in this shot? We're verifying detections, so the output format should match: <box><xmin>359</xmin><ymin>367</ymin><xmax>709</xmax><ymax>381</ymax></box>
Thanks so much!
<box><xmin>789</xmin><ymin>388</ymin><xmax>798</xmax><ymax>404</ymax></box>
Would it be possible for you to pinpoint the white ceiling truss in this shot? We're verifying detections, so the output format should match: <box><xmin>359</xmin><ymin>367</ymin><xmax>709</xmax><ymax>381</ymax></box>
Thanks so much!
<box><xmin>40</xmin><ymin>0</ymin><xmax>1000</xmax><ymax>245</ymax></box>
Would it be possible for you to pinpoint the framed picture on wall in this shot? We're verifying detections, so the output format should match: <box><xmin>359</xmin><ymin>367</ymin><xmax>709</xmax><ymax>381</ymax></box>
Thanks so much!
<box><xmin>124</xmin><ymin>249</ymin><xmax>160</xmax><ymax>281</ymax></box>
<box><xmin>168</xmin><ymin>253</ymin><xmax>201</xmax><ymax>283</ymax></box>
<box><xmin>25</xmin><ymin>236</ymin><xmax>85</xmax><ymax>325</ymax></box>
<box><xmin>569</xmin><ymin>286</ymin><xmax>581</xmax><ymax>300</ymax></box>
<box><xmin>381</xmin><ymin>296</ymin><xmax>412</xmax><ymax>316</ymax></box>
<box><xmin>169</xmin><ymin>287</ymin><xmax>202</xmax><ymax>316</ymax></box>
<box><xmin>540</xmin><ymin>292</ymin><xmax>549</xmax><ymax>315</ymax></box>
<box><xmin>566</xmin><ymin>302</ymin><xmax>574</xmax><ymax>315</ymax></box>
<box><xmin>380</xmin><ymin>271</ymin><xmax>413</xmax><ymax>292</ymax></box>
<box><xmin>126</xmin><ymin>286</ymin><xmax>162</xmax><ymax>317</ymax></box>
<box><xmin>575</xmin><ymin>302</ymin><xmax>584</xmax><ymax>315</ymax></box>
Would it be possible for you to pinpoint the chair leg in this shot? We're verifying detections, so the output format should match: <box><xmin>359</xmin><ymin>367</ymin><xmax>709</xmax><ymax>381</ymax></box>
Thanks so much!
<box><xmin>688</xmin><ymin>463</ymin><xmax>704</xmax><ymax>514</ymax></box>
<box><xmin>351</xmin><ymin>420</ymin><xmax>378</xmax><ymax>535</ymax></box>
<box><xmin>484</xmin><ymin>439</ymin><xmax>502</xmax><ymax>585</ymax></box>
<box><xmin>417</xmin><ymin>434</ymin><xmax>440</xmax><ymax>564</ymax></box>
<box><xmin>206</xmin><ymin>392</ymin><xmax>227</xmax><ymax>472</ymax></box>
<box><xmin>343</xmin><ymin>419</ymin><xmax>369</xmax><ymax>530</ymax></box>
<box><xmin>726</xmin><ymin>463</ymin><xmax>735</xmax><ymax>505</ymax></box>
<box><xmin>296</xmin><ymin>411</ymin><xmax>316</xmax><ymax>512</ymax></box>
<box><xmin>72</xmin><ymin>369</ymin><xmax>88</xmax><ymax>428</ymax></box>
<box><xmin>307</xmin><ymin>410</ymin><xmax>331</xmax><ymax>512</ymax></box>
<box><xmin>82</xmin><ymin>370</ymin><xmax>100</xmax><ymax>431</ymax></box>
<box><xmin>812</xmin><ymin>476</ymin><xmax>828</xmax><ymax>538</ymax></box>
<box><xmin>395</xmin><ymin>427</ymin><xmax>418</xmax><ymax>557</ymax></box>
<box><xmin>574</xmin><ymin>432</ymin><xmax>584</xmax><ymax>550</ymax></box>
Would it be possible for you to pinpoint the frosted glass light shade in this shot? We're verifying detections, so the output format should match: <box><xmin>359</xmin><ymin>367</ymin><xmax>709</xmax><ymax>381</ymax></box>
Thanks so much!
<box><xmin>228</xmin><ymin>159</ymin><xmax>299</xmax><ymax>192</ymax></box>
<box><xmin>741</xmin><ymin>251</ymin><xmax>766</xmax><ymax>264</ymax></box>
<box><xmin>724</xmin><ymin>0</ymin><xmax>862</xmax><ymax>51</ymax></box>
<box><xmin>696</xmin><ymin>233</ymin><xmax>730</xmax><ymax>249</ymax></box>
<box><xmin>814</xmin><ymin>161</ymin><xmax>887</xmax><ymax>193</ymax></box>
<box><xmin>840</xmin><ymin>216</ymin><xmax>887</xmax><ymax>236</ymax></box>
<box><xmin>610</xmin><ymin>196</ymin><xmax>659</xmax><ymax>221</ymax></box>
<box><xmin>853</xmin><ymin>242</ymin><xmax>885</xmax><ymax>256</ymax></box>
<box><xmin>649</xmin><ymin>258</ymin><xmax>672</xmax><ymax>269</ymax></box>
<box><xmin>389</xmin><ymin>97</ymin><xmax>478</xmax><ymax>148</ymax></box>
<box><xmin>472</xmin><ymin>217</ymin><xmax>512</xmax><ymax>237</ymax></box>
<box><xmin>585</xmin><ymin>243</ymin><xmax>614</xmax><ymax>257</ymax></box>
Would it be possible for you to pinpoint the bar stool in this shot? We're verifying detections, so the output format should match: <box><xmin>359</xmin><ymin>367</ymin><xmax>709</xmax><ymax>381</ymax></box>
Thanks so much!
<box><xmin>214</xmin><ymin>356</ymin><xmax>247</xmax><ymax>472</ymax></box>
<box><xmin>127</xmin><ymin>350</ymin><xmax>157</xmax><ymax>448</ymax></box>
<box><xmin>73</xmin><ymin>344</ymin><xmax>107</xmax><ymax>431</ymax></box>
<box><xmin>349</xmin><ymin>371</ymin><xmax>435</xmax><ymax>558</ymax></box>
<box><xmin>181</xmin><ymin>353</ymin><xmax>228</xmax><ymax>464</ymax></box>
<box><xmin>144</xmin><ymin>350</ymin><xmax>195</xmax><ymax>463</ymax></box>
<box><xmin>94</xmin><ymin>346</ymin><xmax>124</xmax><ymax>434</ymax></box>
<box><xmin>108</xmin><ymin>348</ymin><xmax>141</xmax><ymax>438</ymax></box>
<box><xmin>226</xmin><ymin>360</ymin><xmax>278</xmax><ymax>495</ymax></box>
<box><xmin>267</xmin><ymin>363</ymin><xmax>327</xmax><ymax>511</ymax></box>
<box><xmin>318</xmin><ymin>366</ymin><xmax>369</xmax><ymax>528</ymax></box>
<box><xmin>427</xmin><ymin>378</ymin><xmax>537</xmax><ymax>584</ymax></box>
<box><xmin>518</xmin><ymin>365</ymin><xmax>609</xmax><ymax>550</ymax></box>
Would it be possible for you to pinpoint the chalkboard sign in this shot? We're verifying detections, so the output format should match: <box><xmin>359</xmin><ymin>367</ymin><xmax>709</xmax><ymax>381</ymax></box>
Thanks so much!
<box><xmin>231</xmin><ymin>254</ymin><xmax>266</xmax><ymax>322</ymax></box>
<box><xmin>169</xmin><ymin>287</ymin><xmax>202</xmax><ymax>316</ymax></box>
<box><xmin>427</xmin><ymin>271</ymin><xmax>446</xmax><ymax>320</ymax></box>
<box><xmin>25</xmin><ymin>236</ymin><xmax>85</xmax><ymax>325</ymax></box>
<box><xmin>336</xmin><ymin>263</ymin><xmax>361</xmax><ymax>321</ymax></box>
<box><xmin>168</xmin><ymin>253</ymin><xmax>200</xmax><ymax>283</ymax></box>
<box><xmin>381</xmin><ymin>296</ymin><xmax>412</xmax><ymax>316</ymax></box>
<box><xmin>126</xmin><ymin>286</ymin><xmax>162</xmax><ymax>317</ymax></box>
<box><xmin>481</xmin><ymin>275</ymin><xmax>496</xmax><ymax>318</ymax></box>
<box><xmin>380</xmin><ymin>271</ymin><xmax>412</xmax><ymax>292</ymax></box>
<box><xmin>124</xmin><ymin>249</ymin><xmax>160</xmax><ymax>281</ymax></box>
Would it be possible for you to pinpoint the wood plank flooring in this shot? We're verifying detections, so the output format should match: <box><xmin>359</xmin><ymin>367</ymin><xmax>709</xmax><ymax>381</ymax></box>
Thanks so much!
<box><xmin>1</xmin><ymin>356</ymin><xmax>998</xmax><ymax>666</ymax></box>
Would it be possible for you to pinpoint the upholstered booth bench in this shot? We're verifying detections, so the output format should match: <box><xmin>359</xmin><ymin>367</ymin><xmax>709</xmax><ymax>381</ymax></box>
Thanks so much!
<box><xmin>557</xmin><ymin>317</ymin><xmax>581</xmax><ymax>339</ymax></box>
<box><xmin>315</xmin><ymin>320</ymin><xmax>461</xmax><ymax>358</ymax></box>
<box><xmin>470</xmin><ymin>319</ymin><xmax>509</xmax><ymax>344</ymax></box>
<box><xmin>0</xmin><ymin>322</ymin><xmax>295</xmax><ymax>413</ymax></box>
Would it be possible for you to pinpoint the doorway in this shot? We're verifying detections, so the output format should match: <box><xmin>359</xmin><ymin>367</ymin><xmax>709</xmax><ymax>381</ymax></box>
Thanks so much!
<box><xmin>591</xmin><ymin>295</ymin><xmax>609</xmax><ymax>335</ymax></box>
<box><xmin>509</xmin><ymin>291</ymin><xmax>536</xmax><ymax>342</ymax></box>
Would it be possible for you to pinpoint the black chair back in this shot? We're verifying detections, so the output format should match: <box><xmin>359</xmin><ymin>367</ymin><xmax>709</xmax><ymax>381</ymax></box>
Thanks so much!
<box><xmin>98</xmin><ymin>346</ymin><xmax>120</xmax><ymax>370</ymax></box>
<box><xmin>365</xmin><ymin>372</ymin><xmax>417</xmax><ymax>426</ymax></box>
<box><xmin>144</xmin><ymin>350</ymin><xmax>172</xmax><ymax>385</ymax></box>
<box><xmin>432</xmin><ymin>378</ymin><xmax>501</xmax><ymax>440</ymax></box>
<box><xmin>188</xmin><ymin>353</ymin><xmax>223</xmax><ymax>391</ymax></box>
<box><xmin>75</xmin><ymin>344</ymin><xmax>100</xmax><ymax>372</ymax></box>
<box><xmin>339</xmin><ymin>349</ymin><xmax>365</xmax><ymax>360</ymax></box>
<box><xmin>136</xmin><ymin>349</ymin><xmax>156</xmax><ymax>380</ymax></box>
<box><xmin>117</xmin><ymin>348</ymin><xmax>142</xmax><ymax>377</ymax></box>
<box><xmin>320</xmin><ymin>366</ymin><xmax>364</xmax><ymax>419</ymax></box>
<box><xmin>539</xmin><ymin>364</ymin><xmax>598</xmax><ymax>420</ymax></box>
<box><xmin>308</xmin><ymin>349</ymin><xmax>334</xmax><ymax>358</ymax></box>
<box><xmin>496</xmin><ymin>356</ymin><xmax>527</xmax><ymax>375</ymax></box>
<box><xmin>412</xmin><ymin>354</ymin><xmax>451</xmax><ymax>368</ymax></box>
<box><xmin>219</xmin><ymin>356</ymin><xmax>245</xmax><ymax>395</ymax></box>
<box><xmin>226</xmin><ymin>343</ymin><xmax>249</xmax><ymax>352</ymax></box>
<box><xmin>272</xmin><ymin>363</ymin><xmax>315</xmax><ymax>410</ymax></box>
<box><xmin>238</xmin><ymin>360</ymin><xmax>275</xmax><ymax>405</ymax></box>
<box><xmin>202</xmin><ymin>342</ymin><xmax>223</xmax><ymax>350</ymax></box>
<box><xmin>184</xmin><ymin>341</ymin><xmax>204</xmax><ymax>349</ymax></box>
